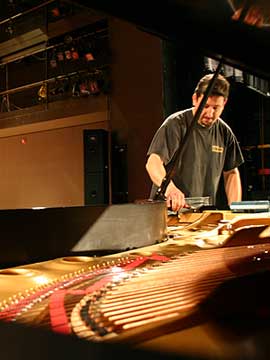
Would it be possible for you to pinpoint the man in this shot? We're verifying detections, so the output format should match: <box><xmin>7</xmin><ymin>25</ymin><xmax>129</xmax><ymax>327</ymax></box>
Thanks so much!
<box><xmin>146</xmin><ymin>73</ymin><xmax>244</xmax><ymax>212</ymax></box>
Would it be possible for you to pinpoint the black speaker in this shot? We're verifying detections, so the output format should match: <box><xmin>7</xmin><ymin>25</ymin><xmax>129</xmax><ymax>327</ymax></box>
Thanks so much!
<box><xmin>112</xmin><ymin>144</ymin><xmax>128</xmax><ymax>203</ymax></box>
<box><xmin>84</xmin><ymin>129</ymin><xmax>108</xmax><ymax>173</ymax></box>
<box><xmin>84</xmin><ymin>172</ymin><xmax>109</xmax><ymax>204</ymax></box>
<box><xmin>84</xmin><ymin>129</ymin><xmax>109</xmax><ymax>204</ymax></box>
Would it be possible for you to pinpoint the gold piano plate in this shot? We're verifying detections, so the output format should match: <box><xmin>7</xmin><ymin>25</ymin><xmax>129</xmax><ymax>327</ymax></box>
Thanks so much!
<box><xmin>0</xmin><ymin>211</ymin><xmax>269</xmax><ymax>360</ymax></box>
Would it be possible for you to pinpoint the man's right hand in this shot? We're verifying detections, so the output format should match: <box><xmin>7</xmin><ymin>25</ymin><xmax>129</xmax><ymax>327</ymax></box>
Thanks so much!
<box><xmin>146</xmin><ymin>154</ymin><xmax>187</xmax><ymax>211</ymax></box>
<box><xmin>165</xmin><ymin>181</ymin><xmax>186</xmax><ymax>212</ymax></box>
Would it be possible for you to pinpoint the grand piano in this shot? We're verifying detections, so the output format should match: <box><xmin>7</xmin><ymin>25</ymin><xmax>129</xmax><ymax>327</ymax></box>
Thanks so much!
<box><xmin>0</xmin><ymin>1</ymin><xmax>270</xmax><ymax>359</ymax></box>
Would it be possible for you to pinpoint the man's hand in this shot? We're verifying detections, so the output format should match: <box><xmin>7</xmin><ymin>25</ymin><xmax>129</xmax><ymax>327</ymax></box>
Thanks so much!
<box><xmin>146</xmin><ymin>154</ymin><xmax>187</xmax><ymax>211</ymax></box>
<box><xmin>165</xmin><ymin>181</ymin><xmax>186</xmax><ymax>212</ymax></box>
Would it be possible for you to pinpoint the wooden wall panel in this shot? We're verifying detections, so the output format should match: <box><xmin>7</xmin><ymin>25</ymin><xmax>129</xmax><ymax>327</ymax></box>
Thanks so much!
<box><xmin>0</xmin><ymin>116</ymin><xmax>109</xmax><ymax>209</ymax></box>
<box><xmin>109</xmin><ymin>18</ymin><xmax>164</xmax><ymax>202</ymax></box>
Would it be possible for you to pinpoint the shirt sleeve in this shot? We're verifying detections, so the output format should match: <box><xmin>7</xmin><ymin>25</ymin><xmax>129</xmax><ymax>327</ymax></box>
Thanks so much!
<box><xmin>147</xmin><ymin>115</ymin><xmax>183</xmax><ymax>165</ymax></box>
<box><xmin>223</xmin><ymin>132</ymin><xmax>244</xmax><ymax>171</ymax></box>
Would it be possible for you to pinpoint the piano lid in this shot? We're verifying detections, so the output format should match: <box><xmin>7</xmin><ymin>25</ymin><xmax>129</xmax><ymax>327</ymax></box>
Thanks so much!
<box><xmin>73</xmin><ymin>0</ymin><xmax>270</xmax><ymax>79</ymax></box>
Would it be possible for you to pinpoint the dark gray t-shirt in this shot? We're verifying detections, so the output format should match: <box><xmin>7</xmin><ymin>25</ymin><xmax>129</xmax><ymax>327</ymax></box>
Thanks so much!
<box><xmin>147</xmin><ymin>108</ymin><xmax>244</xmax><ymax>205</ymax></box>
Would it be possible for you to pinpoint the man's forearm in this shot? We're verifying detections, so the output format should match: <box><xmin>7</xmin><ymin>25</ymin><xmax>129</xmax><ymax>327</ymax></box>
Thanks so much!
<box><xmin>223</xmin><ymin>168</ymin><xmax>242</xmax><ymax>205</ymax></box>
<box><xmin>146</xmin><ymin>153</ymin><xmax>186</xmax><ymax>210</ymax></box>
<box><xmin>146</xmin><ymin>154</ymin><xmax>166</xmax><ymax>187</ymax></box>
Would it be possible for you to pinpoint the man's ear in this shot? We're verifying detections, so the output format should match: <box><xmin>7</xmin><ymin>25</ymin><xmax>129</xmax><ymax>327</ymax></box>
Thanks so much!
<box><xmin>192</xmin><ymin>94</ymin><xmax>197</xmax><ymax>106</ymax></box>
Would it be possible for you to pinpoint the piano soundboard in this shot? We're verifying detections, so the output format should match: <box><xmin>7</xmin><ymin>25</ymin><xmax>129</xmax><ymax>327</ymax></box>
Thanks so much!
<box><xmin>0</xmin><ymin>210</ymin><xmax>270</xmax><ymax>359</ymax></box>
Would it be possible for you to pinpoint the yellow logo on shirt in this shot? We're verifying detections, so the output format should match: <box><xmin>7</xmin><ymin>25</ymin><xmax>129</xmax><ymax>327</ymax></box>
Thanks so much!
<box><xmin>212</xmin><ymin>145</ymin><xmax>224</xmax><ymax>153</ymax></box>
